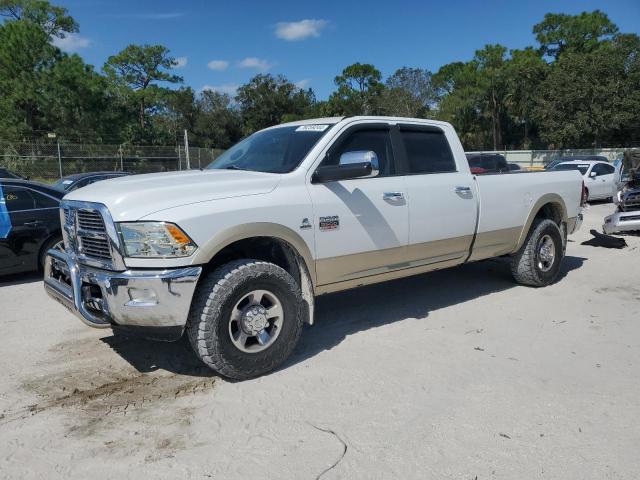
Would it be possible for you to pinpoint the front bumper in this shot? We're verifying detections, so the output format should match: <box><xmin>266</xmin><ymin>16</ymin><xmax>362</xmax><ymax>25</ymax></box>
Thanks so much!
<box><xmin>43</xmin><ymin>249</ymin><xmax>202</xmax><ymax>339</ymax></box>
<box><xmin>603</xmin><ymin>210</ymin><xmax>640</xmax><ymax>234</ymax></box>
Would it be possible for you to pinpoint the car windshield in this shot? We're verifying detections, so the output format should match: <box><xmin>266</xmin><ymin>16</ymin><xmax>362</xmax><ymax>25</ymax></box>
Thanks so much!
<box><xmin>553</xmin><ymin>163</ymin><xmax>590</xmax><ymax>175</ymax></box>
<box><xmin>52</xmin><ymin>178</ymin><xmax>74</xmax><ymax>190</ymax></box>
<box><xmin>207</xmin><ymin>125</ymin><xmax>331</xmax><ymax>173</ymax></box>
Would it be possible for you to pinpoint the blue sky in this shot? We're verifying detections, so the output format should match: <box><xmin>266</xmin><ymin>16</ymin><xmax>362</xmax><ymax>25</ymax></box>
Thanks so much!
<box><xmin>55</xmin><ymin>0</ymin><xmax>640</xmax><ymax>99</ymax></box>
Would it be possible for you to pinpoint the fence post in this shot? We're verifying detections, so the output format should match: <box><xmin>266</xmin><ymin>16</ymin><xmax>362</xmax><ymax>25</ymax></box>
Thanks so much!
<box><xmin>56</xmin><ymin>140</ymin><xmax>63</xmax><ymax>179</ymax></box>
<box><xmin>198</xmin><ymin>149</ymin><xmax>201</xmax><ymax>169</ymax></box>
<box><xmin>119</xmin><ymin>144</ymin><xmax>124</xmax><ymax>171</ymax></box>
<box><xmin>177</xmin><ymin>145</ymin><xmax>182</xmax><ymax>171</ymax></box>
<box><xmin>183</xmin><ymin>129</ymin><xmax>190</xmax><ymax>170</ymax></box>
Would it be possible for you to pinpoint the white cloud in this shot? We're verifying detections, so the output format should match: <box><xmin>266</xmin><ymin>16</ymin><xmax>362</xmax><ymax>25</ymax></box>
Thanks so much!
<box><xmin>173</xmin><ymin>57</ymin><xmax>188</xmax><ymax>68</ymax></box>
<box><xmin>275</xmin><ymin>19</ymin><xmax>327</xmax><ymax>41</ymax></box>
<box><xmin>51</xmin><ymin>33</ymin><xmax>90</xmax><ymax>52</ymax></box>
<box><xmin>207</xmin><ymin>60</ymin><xmax>229</xmax><ymax>71</ymax></box>
<box><xmin>201</xmin><ymin>84</ymin><xmax>239</xmax><ymax>96</ymax></box>
<box><xmin>295</xmin><ymin>79</ymin><xmax>311</xmax><ymax>89</ymax></box>
<box><xmin>238</xmin><ymin>57</ymin><xmax>273</xmax><ymax>71</ymax></box>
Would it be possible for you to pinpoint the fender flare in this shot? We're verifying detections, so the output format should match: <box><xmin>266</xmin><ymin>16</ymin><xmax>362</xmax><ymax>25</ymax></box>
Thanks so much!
<box><xmin>191</xmin><ymin>222</ymin><xmax>317</xmax><ymax>284</ymax></box>
<box><xmin>514</xmin><ymin>194</ymin><xmax>568</xmax><ymax>251</ymax></box>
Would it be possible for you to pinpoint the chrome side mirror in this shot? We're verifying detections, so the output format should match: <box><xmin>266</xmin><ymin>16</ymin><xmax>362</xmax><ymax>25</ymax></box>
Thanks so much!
<box><xmin>339</xmin><ymin>150</ymin><xmax>379</xmax><ymax>178</ymax></box>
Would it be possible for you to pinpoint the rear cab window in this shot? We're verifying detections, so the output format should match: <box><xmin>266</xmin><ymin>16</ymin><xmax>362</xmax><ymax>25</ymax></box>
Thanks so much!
<box><xmin>398</xmin><ymin>127</ymin><xmax>457</xmax><ymax>174</ymax></box>
<box><xmin>1</xmin><ymin>186</ymin><xmax>35</xmax><ymax>212</ymax></box>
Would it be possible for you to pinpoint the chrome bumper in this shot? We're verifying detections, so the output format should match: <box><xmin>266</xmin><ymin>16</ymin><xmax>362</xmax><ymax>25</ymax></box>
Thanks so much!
<box><xmin>43</xmin><ymin>249</ymin><xmax>202</xmax><ymax>332</ymax></box>
<box><xmin>603</xmin><ymin>210</ymin><xmax>640</xmax><ymax>234</ymax></box>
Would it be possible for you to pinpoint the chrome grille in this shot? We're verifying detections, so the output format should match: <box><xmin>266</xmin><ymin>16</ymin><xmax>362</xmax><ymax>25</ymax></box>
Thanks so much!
<box><xmin>77</xmin><ymin>209</ymin><xmax>106</xmax><ymax>232</ymax></box>
<box><xmin>79</xmin><ymin>236</ymin><xmax>112</xmax><ymax>260</ymax></box>
<box><xmin>62</xmin><ymin>203</ymin><xmax>118</xmax><ymax>268</ymax></box>
<box><xmin>621</xmin><ymin>192</ymin><xmax>640</xmax><ymax>211</ymax></box>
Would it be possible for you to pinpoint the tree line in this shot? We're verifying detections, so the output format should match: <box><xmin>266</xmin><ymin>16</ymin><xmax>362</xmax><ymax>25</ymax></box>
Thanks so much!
<box><xmin>1</xmin><ymin>1</ymin><xmax>639</xmax><ymax>150</ymax></box>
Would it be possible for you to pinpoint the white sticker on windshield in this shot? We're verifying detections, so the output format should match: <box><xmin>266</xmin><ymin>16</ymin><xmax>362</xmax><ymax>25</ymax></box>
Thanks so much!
<box><xmin>295</xmin><ymin>125</ymin><xmax>329</xmax><ymax>132</ymax></box>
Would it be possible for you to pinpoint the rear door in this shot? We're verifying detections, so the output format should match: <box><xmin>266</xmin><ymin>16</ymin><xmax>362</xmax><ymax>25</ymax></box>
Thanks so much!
<box><xmin>307</xmin><ymin>123</ymin><xmax>409</xmax><ymax>285</ymax></box>
<box><xmin>590</xmin><ymin>163</ymin><xmax>616</xmax><ymax>199</ymax></box>
<box><xmin>396</xmin><ymin>125</ymin><xmax>477</xmax><ymax>267</ymax></box>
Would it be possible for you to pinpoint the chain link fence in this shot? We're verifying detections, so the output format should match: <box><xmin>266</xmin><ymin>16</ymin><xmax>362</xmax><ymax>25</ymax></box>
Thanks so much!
<box><xmin>467</xmin><ymin>147</ymin><xmax>634</xmax><ymax>169</ymax></box>
<box><xmin>0</xmin><ymin>141</ymin><xmax>224</xmax><ymax>182</ymax></box>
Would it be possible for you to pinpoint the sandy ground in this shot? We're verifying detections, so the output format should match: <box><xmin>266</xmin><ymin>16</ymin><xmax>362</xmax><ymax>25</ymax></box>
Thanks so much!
<box><xmin>0</xmin><ymin>203</ymin><xmax>639</xmax><ymax>479</ymax></box>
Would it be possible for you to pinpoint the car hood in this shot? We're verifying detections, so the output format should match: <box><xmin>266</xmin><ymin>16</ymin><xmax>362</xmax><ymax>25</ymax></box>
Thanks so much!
<box><xmin>63</xmin><ymin>169</ymin><xmax>281</xmax><ymax>221</ymax></box>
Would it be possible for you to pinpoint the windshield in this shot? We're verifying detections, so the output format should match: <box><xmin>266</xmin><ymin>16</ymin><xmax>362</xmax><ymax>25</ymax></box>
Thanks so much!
<box><xmin>207</xmin><ymin>125</ymin><xmax>332</xmax><ymax>173</ymax></box>
<box><xmin>52</xmin><ymin>178</ymin><xmax>74</xmax><ymax>191</ymax></box>
<box><xmin>553</xmin><ymin>163</ymin><xmax>590</xmax><ymax>175</ymax></box>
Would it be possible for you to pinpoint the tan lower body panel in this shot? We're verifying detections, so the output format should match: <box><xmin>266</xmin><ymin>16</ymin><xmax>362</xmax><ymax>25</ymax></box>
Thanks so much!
<box><xmin>314</xmin><ymin>227</ymin><xmax>524</xmax><ymax>294</ymax></box>
<box><xmin>467</xmin><ymin>226</ymin><xmax>522</xmax><ymax>262</ymax></box>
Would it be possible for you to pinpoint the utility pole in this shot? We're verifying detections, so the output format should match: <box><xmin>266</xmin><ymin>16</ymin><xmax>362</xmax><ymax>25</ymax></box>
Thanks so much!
<box><xmin>183</xmin><ymin>129</ymin><xmax>190</xmax><ymax>170</ymax></box>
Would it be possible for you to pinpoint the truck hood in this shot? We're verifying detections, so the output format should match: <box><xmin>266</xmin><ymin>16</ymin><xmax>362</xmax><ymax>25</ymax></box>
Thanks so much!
<box><xmin>63</xmin><ymin>169</ymin><xmax>281</xmax><ymax>221</ymax></box>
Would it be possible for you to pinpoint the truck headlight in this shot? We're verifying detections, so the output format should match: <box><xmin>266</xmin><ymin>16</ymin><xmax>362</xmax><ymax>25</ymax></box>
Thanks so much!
<box><xmin>117</xmin><ymin>222</ymin><xmax>197</xmax><ymax>258</ymax></box>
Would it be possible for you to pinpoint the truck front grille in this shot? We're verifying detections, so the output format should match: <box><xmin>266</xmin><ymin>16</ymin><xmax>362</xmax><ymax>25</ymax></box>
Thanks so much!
<box><xmin>621</xmin><ymin>192</ymin><xmax>640</xmax><ymax>211</ymax></box>
<box><xmin>62</xmin><ymin>204</ymin><xmax>118</xmax><ymax>268</ymax></box>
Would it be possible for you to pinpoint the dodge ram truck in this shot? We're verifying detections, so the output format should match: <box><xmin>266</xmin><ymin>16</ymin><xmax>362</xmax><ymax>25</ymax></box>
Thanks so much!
<box><xmin>44</xmin><ymin>116</ymin><xmax>584</xmax><ymax>380</ymax></box>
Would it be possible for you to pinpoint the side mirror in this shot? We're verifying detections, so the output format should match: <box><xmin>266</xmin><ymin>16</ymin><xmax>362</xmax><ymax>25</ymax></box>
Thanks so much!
<box><xmin>312</xmin><ymin>150</ymin><xmax>380</xmax><ymax>183</ymax></box>
<box><xmin>589</xmin><ymin>171</ymin><xmax>597</xmax><ymax>178</ymax></box>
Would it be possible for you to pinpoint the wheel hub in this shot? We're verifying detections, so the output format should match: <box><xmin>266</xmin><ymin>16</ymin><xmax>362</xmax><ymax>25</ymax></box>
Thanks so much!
<box><xmin>537</xmin><ymin>234</ymin><xmax>556</xmax><ymax>272</ymax></box>
<box><xmin>241</xmin><ymin>305</ymin><xmax>269</xmax><ymax>335</ymax></box>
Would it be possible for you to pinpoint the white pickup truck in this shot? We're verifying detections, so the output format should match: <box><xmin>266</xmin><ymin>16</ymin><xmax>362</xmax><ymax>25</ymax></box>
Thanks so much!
<box><xmin>44</xmin><ymin>116</ymin><xmax>584</xmax><ymax>379</ymax></box>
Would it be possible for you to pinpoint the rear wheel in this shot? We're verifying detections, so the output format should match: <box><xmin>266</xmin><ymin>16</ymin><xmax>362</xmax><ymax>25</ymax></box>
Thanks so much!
<box><xmin>510</xmin><ymin>219</ymin><xmax>564</xmax><ymax>287</ymax></box>
<box><xmin>187</xmin><ymin>259</ymin><xmax>303</xmax><ymax>380</ymax></box>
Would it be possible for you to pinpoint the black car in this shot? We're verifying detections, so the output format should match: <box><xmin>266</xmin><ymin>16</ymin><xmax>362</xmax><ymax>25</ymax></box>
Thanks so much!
<box><xmin>0</xmin><ymin>179</ymin><xmax>64</xmax><ymax>275</ymax></box>
<box><xmin>0</xmin><ymin>168</ymin><xmax>27</xmax><ymax>179</ymax></box>
<box><xmin>465</xmin><ymin>153</ymin><xmax>509</xmax><ymax>174</ymax></box>
<box><xmin>52</xmin><ymin>171</ymin><xmax>131</xmax><ymax>192</ymax></box>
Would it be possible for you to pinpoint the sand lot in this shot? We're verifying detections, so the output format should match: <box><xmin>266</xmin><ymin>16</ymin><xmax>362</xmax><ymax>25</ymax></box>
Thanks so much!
<box><xmin>0</xmin><ymin>203</ymin><xmax>639</xmax><ymax>479</ymax></box>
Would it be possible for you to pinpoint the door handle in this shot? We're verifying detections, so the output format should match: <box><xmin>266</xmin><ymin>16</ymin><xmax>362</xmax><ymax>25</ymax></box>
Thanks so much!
<box><xmin>383</xmin><ymin>192</ymin><xmax>404</xmax><ymax>201</ymax></box>
<box><xmin>23</xmin><ymin>221</ymin><xmax>42</xmax><ymax>227</ymax></box>
<box><xmin>455</xmin><ymin>186</ymin><xmax>473</xmax><ymax>196</ymax></box>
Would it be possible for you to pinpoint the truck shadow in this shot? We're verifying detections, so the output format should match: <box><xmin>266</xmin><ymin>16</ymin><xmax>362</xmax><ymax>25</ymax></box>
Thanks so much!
<box><xmin>99</xmin><ymin>255</ymin><xmax>585</xmax><ymax>378</ymax></box>
<box><xmin>287</xmin><ymin>255</ymin><xmax>586</xmax><ymax>369</ymax></box>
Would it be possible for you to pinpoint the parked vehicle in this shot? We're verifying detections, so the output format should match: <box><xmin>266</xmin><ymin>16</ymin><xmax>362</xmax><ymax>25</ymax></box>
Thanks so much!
<box><xmin>0</xmin><ymin>168</ymin><xmax>27</xmax><ymax>180</ymax></box>
<box><xmin>465</xmin><ymin>153</ymin><xmax>509</xmax><ymax>174</ymax></box>
<box><xmin>44</xmin><ymin>116</ymin><xmax>584</xmax><ymax>380</ymax></box>
<box><xmin>551</xmin><ymin>160</ymin><xmax>615</xmax><ymax>201</ymax></box>
<box><xmin>1</xmin><ymin>179</ymin><xmax>64</xmax><ymax>275</ymax></box>
<box><xmin>604</xmin><ymin>149</ymin><xmax>640</xmax><ymax>234</ymax></box>
<box><xmin>545</xmin><ymin>155</ymin><xmax>608</xmax><ymax>170</ymax></box>
<box><xmin>52</xmin><ymin>171</ymin><xmax>132</xmax><ymax>192</ymax></box>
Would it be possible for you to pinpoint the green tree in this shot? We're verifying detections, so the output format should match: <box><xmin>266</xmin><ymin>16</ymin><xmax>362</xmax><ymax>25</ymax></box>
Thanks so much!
<box><xmin>533</xmin><ymin>10</ymin><xmax>618</xmax><ymax>59</ymax></box>
<box><xmin>534</xmin><ymin>33</ymin><xmax>640</xmax><ymax>147</ymax></box>
<box><xmin>327</xmin><ymin>63</ymin><xmax>384</xmax><ymax>115</ymax></box>
<box><xmin>381</xmin><ymin>67</ymin><xmax>435</xmax><ymax>117</ymax></box>
<box><xmin>193</xmin><ymin>90</ymin><xmax>242</xmax><ymax>148</ymax></box>
<box><xmin>103</xmin><ymin>44</ymin><xmax>183</xmax><ymax>135</ymax></box>
<box><xmin>235</xmin><ymin>74</ymin><xmax>314</xmax><ymax>134</ymax></box>
<box><xmin>502</xmin><ymin>48</ymin><xmax>548</xmax><ymax>148</ymax></box>
<box><xmin>0</xmin><ymin>0</ymin><xmax>77</xmax><ymax>37</ymax></box>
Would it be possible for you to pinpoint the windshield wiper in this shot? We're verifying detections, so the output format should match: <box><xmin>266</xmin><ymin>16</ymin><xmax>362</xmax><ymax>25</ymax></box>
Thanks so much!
<box><xmin>223</xmin><ymin>165</ymin><xmax>250</xmax><ymax>171</ymax></box>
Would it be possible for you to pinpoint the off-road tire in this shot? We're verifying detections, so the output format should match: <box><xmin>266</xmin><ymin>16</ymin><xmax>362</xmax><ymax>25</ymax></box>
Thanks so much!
<box><xmin>510</xmin><ymin>219</ymin><xmax>564</xmax><ymax>287</ymax></box>
<box><xmin>187</xmin><ymin>259</ymin><xmax>303</xmax><ymax>380</ymax></box>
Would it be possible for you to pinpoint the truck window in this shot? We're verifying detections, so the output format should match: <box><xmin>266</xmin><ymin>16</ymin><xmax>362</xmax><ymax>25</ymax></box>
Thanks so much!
<box><xmin>400</xmin><ymin>130</ymin><xmax>456</xmax><ymax>174</ymax></box>
<box><xmin>327</xmin><ymin>129</ymin><xmax>395</xmax><ymax>176</ymax></box>
<box><xmin>592</xmin><ymin>163</ymin><xmax>614</xmax><ymax>176</ymax></box>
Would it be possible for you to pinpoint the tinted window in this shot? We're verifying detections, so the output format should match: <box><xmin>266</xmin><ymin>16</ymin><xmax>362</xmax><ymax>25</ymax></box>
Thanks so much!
<box><xmin>400</xmin><ymin>130</ymin><xmax>456</xmax><ymax>174</ymax></box>
<box><xmin>1</xmin><ymin>186</ymin><xmax>35</xmax><ymax>211</ymax></box>
<box><xmin>32</xmin><ymin>190</ymin><xmax>59</xmax><ymax>208</ymax></box>
<box><xmin>553</xmin><ymin>163</ymin><xmax>590</xmax><ymax>175</ymax></box>
<box><xmin>327</xmin><ymin>129</ymin><xmax>395</xmax><ymax>176</ymax></box>
<box><xmin>592</xmin><ymin>163</ymin><xmax>614</xmax><ymax>176</ymax></box>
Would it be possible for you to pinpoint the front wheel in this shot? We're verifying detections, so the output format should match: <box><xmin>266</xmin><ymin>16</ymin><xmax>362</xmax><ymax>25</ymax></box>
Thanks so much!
<box><xmin>187</xmin><ymin>259</ymin><xmax>303</xmax><ymax>380</ymax></box>
<box><xmin>510</xmin><ymin>219</ymin><xmax>564</xmax><ymax>287</ymax></box>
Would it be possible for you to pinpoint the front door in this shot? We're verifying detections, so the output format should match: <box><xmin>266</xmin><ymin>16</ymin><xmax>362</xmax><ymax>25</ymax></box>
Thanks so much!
<box><xmin>307</xmin><ymin>125</ymin><xmax>409</xmax><ymax>286</ymax></box>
